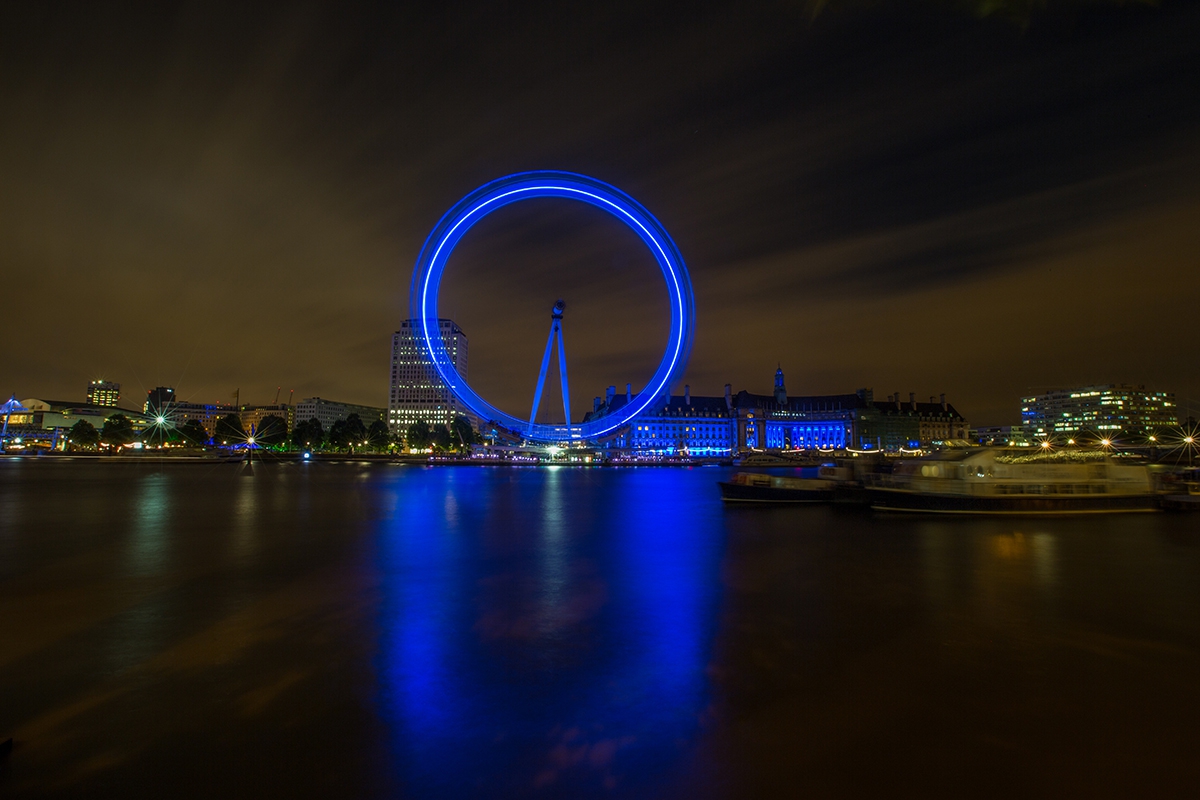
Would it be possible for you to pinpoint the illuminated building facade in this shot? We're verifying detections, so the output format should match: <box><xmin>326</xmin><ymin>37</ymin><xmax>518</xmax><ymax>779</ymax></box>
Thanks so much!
<box><xmin>144</xmin><ymin>386</ymin><xmax>176</xmax><ymax>415</ymax></box>
<box><xmin>2</xmin><ymin>396</ymin><xmax>35</xmax><ymax>430</ymax></box>
<box><xmin>239</xmin><ymin>404</ymin><xmax>295</xmax><ymax>436</ymax></box>
<box><xmin>971</xmin><ymin>425</ymin><xmax>1030</xmax><ymax>447</ymax></box>
<box><xmin>585</xmin><ymin>384</ymin><xmax>734</xmax><ymax>456</ymax></box>
<box><xmin>1021</xmin><ymin>384</ymin><xmax>1177</xmax><ymax>440</ymax></box>
<box><xmin>138</xmin><ymin>386</ymin><xmax>233</xmax><ymax>436</ymax></box>
<box><xmin>859</xmin><ymin>393</ymin><xmax>969</xmax><ymax>450</ymax></box>
<box><xmin>734</xmin><ymin>380</ymin><xmax>857</xmax><ymax>452</ymax></box>
<box><xmin>294</xmin><ymin>397</ymin><xmax>385</xmax><ymax>432</ymax></box>
<box><xmin>734</xmin><ymin>371</ymin><xmax>968</xmax><ymax>453</ymax></box>
<box><xmin>86</xmin><ymin>380</ymin><xmax>120</xmax><ymax>407</ymax></box>
<box><xmin>168</xmin><ymin>402</ymin><xmax>235</xmax><ymax>436</ymax></box>
<box><xmin>14</xmin><ymin>398</ymin><xmax>152</xmax><ymax>446</ymax></box>
<box><xmin>582</xmin><ymin>370</ymin><xmax>968</xmax><ymax>455</ymax></box>
<box><xmin>388</xmin><ymin>319</ymin><xmax>469</xmax><ymax>434</ymax></box>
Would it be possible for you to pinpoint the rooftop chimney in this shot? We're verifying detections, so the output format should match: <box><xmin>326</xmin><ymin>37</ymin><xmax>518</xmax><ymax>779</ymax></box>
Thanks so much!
<box><xmin>724</xmin><ymin>383</ymin><xmax>732</xmax><ymax>409</ymax></box>
<box><xmin>684</xmin><ymin>384</ymin><xmax>690</xmax><ymax>404</ymax></box>
<box><xmin>940</xmin><ymin>393</ymin><xmax>947</xmax><ymax>411</ymax></box>
<box><xmin>910</xmin><ymin>392</ymin><xmax>916</xmax><ymax>410</ymax></box>
<box><xmin>594</xmin><ymin>397</ymin><xmax>602</xmax><ymax>413</ymax></box>
<box><xmin>606</xmin><ymin>385</ymin><xmax>616</xmax><ymax>403</ymax></box>
<box><xmin>626</xmin><ymin>383</ymin><xmax>632</xmax><ymax>402</ymax></box>
<box><xmin>895</xmin><ymin>392</ymin><xmax>901</xmax><ymax>410</ymax></box>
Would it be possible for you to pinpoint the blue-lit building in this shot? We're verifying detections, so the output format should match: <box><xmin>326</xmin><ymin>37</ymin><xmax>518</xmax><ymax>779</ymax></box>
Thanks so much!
<box><xmin>581</xmin><ymin>368</ymin><xmax>967</xmax><ymax>456</ymax></box>
<box><xmin>733</xmin><ymin>369</ymin><xmax>856</xmax><ymax>452</ymax></box>
<box><xmin>583</xmin><ymin>384</ymin><xmax>735</xmax><ymax>457</ymax></box>
<box><xmin>734</xmin><ymin>369</ymin><xmax>968</xmax><ymax>453</ymax></box>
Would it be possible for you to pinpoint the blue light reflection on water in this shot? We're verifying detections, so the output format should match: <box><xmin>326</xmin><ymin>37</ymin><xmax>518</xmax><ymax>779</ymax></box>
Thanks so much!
<box><xmin>372</xmin><ymin>467</ymin><xmax>727</xmax><ymax>797</ymax></box>
<box><xmin>608</xmin><ymin>469</ymin><xmax>722</xmax><ymax>733</ymax></box>
<box><xmin>375</xmin><ymin>469</ymin><xmax>469</xmax><ymax>758</ymax></box>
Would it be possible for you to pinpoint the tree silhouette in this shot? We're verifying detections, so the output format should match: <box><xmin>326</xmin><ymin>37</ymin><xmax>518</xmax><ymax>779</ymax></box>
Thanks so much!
<box><xmin>292</xmin><ymin>418</ymin><xmax>324</xmax><ymax>449</ymax></box>
<box><xmin>215</xmin><ymin>414</ymin><xmax>245</xmax><ymax>444</ymax></box>
<box><xmin>451</xmin><ymin>415</ymin><xmax>478</xmax><ymax>449</ymax></box>
<box><xmin>406</xmin><ymin>420</ymin><xmax>431</xmax><ymax>451</ymax></box>
<box><xmin>100</xmin><ymin>414</ymin><xmax>135</xmax><ymax>448</ymax></box>
<box><xmin>344</xmin><ymin>414</ymin><xmax>368</xmax><ymax>448</ymax></box>
<box><xmin>68</xmin><ymin>419</ymin><xmax>99</xmax><ymax>449</ymax></box>
<box><xmin>179</xmin><ymin>419</ymin><xmax>209</xmax><ymax>445</ymax></box>
<box><xmin>367</xmin><ymin>419</ymin><xmax>390</xmax><ymax>450</ymax></box>
<box><xmin>431</xmin><ymin>424</ymin><xmax>453</xmax><ymax>452</ymax></box>
<box><xmin>256</xmin><ymin>415</ymin><xmax>288</xmax><ymax>445</ymax></box>
<box><xmin>327</xmin><ymin>420</ymin><xmax>349</xmax><ymax>451</ymax></box>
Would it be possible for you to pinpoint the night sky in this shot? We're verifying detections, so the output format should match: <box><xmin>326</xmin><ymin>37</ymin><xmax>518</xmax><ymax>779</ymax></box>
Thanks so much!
<box><xmin>3</xmin><ymin>1</ymin><xmax>1197</xmax><ymax>425</ymax></box>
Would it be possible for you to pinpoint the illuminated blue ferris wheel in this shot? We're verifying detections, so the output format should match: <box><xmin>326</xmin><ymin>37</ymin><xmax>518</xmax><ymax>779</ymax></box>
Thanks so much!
<box><xmin>409</xmin><ymin>170</ymin><xmax>695</xmax><ymax>443</ymax></box>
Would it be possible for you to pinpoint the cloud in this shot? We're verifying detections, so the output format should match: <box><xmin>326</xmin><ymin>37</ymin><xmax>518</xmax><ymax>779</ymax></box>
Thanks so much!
<box><xmin>0</xmin><ymin>1</ymin><xmax>1196</xmax><ymax>422</ymax></box>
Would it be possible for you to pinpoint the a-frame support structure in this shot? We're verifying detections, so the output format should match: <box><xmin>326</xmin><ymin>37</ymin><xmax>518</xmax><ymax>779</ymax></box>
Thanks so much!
<box><xmin>529</xmin><ymin>300</ymin><xmax>571</xmax><ymax>438</ymax></box>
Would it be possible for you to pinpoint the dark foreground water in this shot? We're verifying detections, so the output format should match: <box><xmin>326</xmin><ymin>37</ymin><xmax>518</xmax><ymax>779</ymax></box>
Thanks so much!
<box><xmin>2</xmin><ymin>459</ymin><xmax>1199</xmax><ymax>798</ymax></box>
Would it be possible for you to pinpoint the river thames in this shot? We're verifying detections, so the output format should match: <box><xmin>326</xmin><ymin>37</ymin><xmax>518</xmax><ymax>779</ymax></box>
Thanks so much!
<box><xmin>2</xmin><ymin>458</ymin><xmax>1198</xmax><ymax>798</ymax></box>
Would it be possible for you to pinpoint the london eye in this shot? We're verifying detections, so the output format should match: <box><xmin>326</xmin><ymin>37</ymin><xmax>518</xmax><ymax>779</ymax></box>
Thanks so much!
<box><xmin>409</xmin><ymin>170</ymin><xmax>695</xmax><ymax>443</ymax></box>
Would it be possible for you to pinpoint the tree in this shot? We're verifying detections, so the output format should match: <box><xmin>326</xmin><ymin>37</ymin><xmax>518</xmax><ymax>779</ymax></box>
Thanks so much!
<box><xmin>143</xmin><ymin>418</ymin><xmax>181</xmax><ymax>447</ymax></box>
<box><xmin>68</xmin><ymin>419</ymin><xmax>99</xmax><ymax>450</ymax></box>
<box><xmin>214</xmin><ymin>414</ymin><xmax>246</xmax><ymax>445</ymax></box>
<box><xmin>255</xmin><ymin>415</ymin><xmax>288</xmax><ymax>446</ymax></box>
<box><xmin>292</xmin><ymin>418</ymin><xmax>323</xmax><ymax>450</ymax></box>
<box><xmin>100</xmin><ymin>414</ymin><xmax>135</xmax><ymax>448</ymax></box>
<box><xmin>431</xmin><ymin>423</ymin><xmax>453</xmax><ymax>452</ymax></box>
<box><xmin>290</xmin><ymin>420</ymin><xmax>307</xmax><ymax>449</ymax></box>
<box><xmin>406</xmin><ymin>420</ymin><xmax>431</xmax><ymax>451</ymax></box>
<box><xmin>327</xmin><ymin>419</ymin><xmax>349</xmax><ymax>451</ymax></box>
<box><xmin>367</xmin><ymin>419</ymin><xmax>390</xmax><ymax>450</ymax></box>
<box><xmin>344</xmin><ymin>413</ymin><xmax>368</xmax><ymax>449</ymax></box>
<box><xmin>450</xmin><ymin>415</ymin><xmax>478</xmax><ymax>450</ymax></box>
<box><xmin>179</xmin><ymin>419</ymin><xmax>209</xmax><ymax>446</ymax></box>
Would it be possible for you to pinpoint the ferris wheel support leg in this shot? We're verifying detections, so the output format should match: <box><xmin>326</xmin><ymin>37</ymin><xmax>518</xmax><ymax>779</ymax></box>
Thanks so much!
<box><xmin>529</xmin><ymin>323</ymin><xmax>558</xmax><ymax>432</ymax></box>
<box><xmin>557</xmin><ymin>322</ymin><xmax>571</xmax><ymax>436</ymax></box>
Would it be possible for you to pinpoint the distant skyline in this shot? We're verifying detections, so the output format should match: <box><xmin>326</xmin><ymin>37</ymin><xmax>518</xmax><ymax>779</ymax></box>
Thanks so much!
<box><xmin>2</xmin><ymin>1</ymin><xmax>1198</xmax><ymax>425</ymax></box>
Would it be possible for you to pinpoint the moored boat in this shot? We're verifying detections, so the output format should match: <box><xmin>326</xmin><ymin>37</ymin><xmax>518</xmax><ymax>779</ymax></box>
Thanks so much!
<box><xmin>1159</xmin><ymin>469</ymin><xmax>1200</xmax><ymax>511</ymax></box>
<box><xmin>718</xmin><ymin>465</ymin><xmax>851</xmax><ymax>503</ymax></box>
<box><xmin>865</xmin><ymin>449</ymin><xmax>1159</xmax><ymax>515</ymax></box>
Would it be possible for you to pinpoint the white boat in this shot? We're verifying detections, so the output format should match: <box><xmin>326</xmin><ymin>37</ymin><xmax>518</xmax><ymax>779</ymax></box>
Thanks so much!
<box><xmin>864</xmin><ymin>449</ymin><xmax>1158</xmax><ymax>515</ymax></box>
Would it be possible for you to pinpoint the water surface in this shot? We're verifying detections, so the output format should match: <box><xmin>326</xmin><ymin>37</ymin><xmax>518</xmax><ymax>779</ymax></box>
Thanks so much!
<box><xmin>2</xmin><ymin>459</ymin><xmax>1198</xmax><ymax>798</ymax></box>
